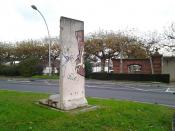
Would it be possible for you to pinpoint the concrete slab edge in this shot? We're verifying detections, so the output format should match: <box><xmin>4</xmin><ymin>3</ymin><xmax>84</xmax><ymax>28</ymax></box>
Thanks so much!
<box><xmin>36</xmin><ymin>101</ymin><xmax>98</xmax><ymax>113</ymax></box>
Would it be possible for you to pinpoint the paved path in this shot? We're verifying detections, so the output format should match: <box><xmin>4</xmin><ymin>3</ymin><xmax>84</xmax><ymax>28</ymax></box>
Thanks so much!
<box><xmin>0</xmin><ymin>79</ymin><xmax>175</xmax><ymax>108</ymax></box>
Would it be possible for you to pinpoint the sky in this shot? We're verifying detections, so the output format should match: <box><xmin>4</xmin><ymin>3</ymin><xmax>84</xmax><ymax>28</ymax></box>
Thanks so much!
<box><xmin>0</xmin><ymin>0</ymin><xmax>175</xmax><ymax>42</ymax></box>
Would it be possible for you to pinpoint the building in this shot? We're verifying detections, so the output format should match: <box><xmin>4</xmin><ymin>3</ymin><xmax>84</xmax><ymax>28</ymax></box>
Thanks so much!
<box><xmin>162</xmin><ymin>57</ymin><xmax>175</xmax><ymax>81</ymax></box>
<box><xmin>112</xmin><ymin>53</ymin><xmax>175</xmax><ymax>82</ymax></box>
<box><xmin>112</xmin><ymin>54</ymin><xmax>162</xmax><ymax>74</ymax></box>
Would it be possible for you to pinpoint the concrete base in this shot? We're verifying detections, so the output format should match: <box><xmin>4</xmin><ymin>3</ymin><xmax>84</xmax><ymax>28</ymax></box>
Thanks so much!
<box><xmin>39</xmin><ymin>94</ymin><xmax>88</xmax><ymax>111</ymax></box>
<box><xmin>39</xmin><ymin>94</ymin><xmax>60</xmax><ymax>109</ymax></box>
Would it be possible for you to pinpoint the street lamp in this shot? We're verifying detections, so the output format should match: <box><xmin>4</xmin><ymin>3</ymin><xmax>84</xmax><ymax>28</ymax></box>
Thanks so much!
<box><xmin>31</xmin><ymin>5</ymin><xmax>52</xmax><ymax>76</ymax></box>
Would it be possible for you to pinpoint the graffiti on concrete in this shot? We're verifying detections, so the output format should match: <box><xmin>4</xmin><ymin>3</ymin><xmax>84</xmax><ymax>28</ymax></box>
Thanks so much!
<box><xmin>67</xmin><ymin>73</ymin><xmax>77</xmax><ymax>81</ymax></box>
<box><xmin>60</xmin><ymin>45</ymin><xmax>77</xmax><ymax>80</ymax></box>
<box><xmin>60</xmin><ymin>30</ymin><xmax>85</xmax><ymax>81</ymax></box>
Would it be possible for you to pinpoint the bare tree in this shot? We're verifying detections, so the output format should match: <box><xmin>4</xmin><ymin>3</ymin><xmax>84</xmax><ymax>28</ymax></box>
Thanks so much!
<box><xmin>139</xmin><ymin>31</ymin><xmax>161</xmax><ymax>74</ymax></box>
<box><xmin>164</xmin><ymin>23</ymin><xmax>175</xmax><ymax>55</ymax></box>
<box><xmin>0</xmin><ymin>42</ymin><xmax>16</xmax><ymax>65</ymax></box>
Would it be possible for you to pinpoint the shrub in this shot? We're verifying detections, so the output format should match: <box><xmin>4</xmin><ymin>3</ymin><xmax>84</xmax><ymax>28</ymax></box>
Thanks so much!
<box><xmin>0</xmin><ymin>65</ymin><xmax>20</xmax><ymax>76</ymax></box>
<box><xmin>85</xmin><ymin>60</ymin><xmax>93</xmax><ymax>78</ymax></box>
<box><xmin>18</xmin><ymin>57</ymin><xmax>43</xmax><ymax>77</ymax></box>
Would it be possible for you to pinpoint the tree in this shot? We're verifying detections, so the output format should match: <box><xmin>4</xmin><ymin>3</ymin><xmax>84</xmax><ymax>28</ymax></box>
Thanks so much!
<box><xmin>85</xmin><ymin>30</ymin><xmax>147</xmax><ymax>72</ymax></box>
<box><xmin>15</xmin><ymin>40</ymin><xmax>48</xmax><ymax>61</ymax></box>
<box><xmin>0</xmin><ymin>42</ymin><xmax>16</xmax><ymax>65</ymax></box>
<box><xmin>164</xmin><ymin>23</ymin><xmax>175</xmax><ymax>55</ymax></box>
<box><xmin>18</xmin><ymin>57</ymin><xmax>43</xmax><ymax>77</ymax></box>
<box><xmin>125</xmin><ymin>43</ymin><xmax>148</xmax><ymax>58</ymax></box>
<box><xmin>42</xmin><ymin>37</ymin><xmax>61</xmax><ymax>74</ymax></box>
<box><xmin>85</xmin><ymin>31</ymin><xmax>130</xmax><ymax>72</ymax></box>
<box><xmin>1</xmin><ymin>38</ymin><xmax>61</xmax><ymax>75</ymax></box>
<box><xmin>15</xmin><ymin>39</ymin><xmax>61</xmax><ymax>75</ymax></box>
<box><xmin>165</xmin><ymin>23</ymin><xmax>175</xmax><ymax>39</ymax></box>
<box><xmin>85</xmin><ymin>31</ymin><xmax>119</xmax><ymax>72</ymax></box>
<box><xmin>0</xmin><ymin>42</ymin><xmax>6</xmax><ymax>64</ymax></box>
<box><xmin>138</xmin><ymin>31</ymin><xmax>161</xmax><ymax>74</ymax></box>
<box><xmin>51</xmin><ymin>41</ymin><xmax>60</xmax><ymax>74</ymax></box>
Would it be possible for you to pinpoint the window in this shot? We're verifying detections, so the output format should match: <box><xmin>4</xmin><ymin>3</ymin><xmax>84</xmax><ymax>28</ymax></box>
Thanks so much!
<box><xmin>128</xmin><ymin>64</ymin><xmax>142</xmax><ymax>73</ymax></box>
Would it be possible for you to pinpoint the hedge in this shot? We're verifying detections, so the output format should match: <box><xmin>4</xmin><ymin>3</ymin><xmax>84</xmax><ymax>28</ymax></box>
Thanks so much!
<box><xmin>18</xmin><ymin>57</ymin><xmax>43</xmax><ymax>77</ymax></box>
<box><xmin>89</xmin><ymin>73</ymin><xmax>170</xmax><ymax>83</ymax></box>
<box><xmin>85</xmin><ymin>60</ymin><xmax>93</xmax><ymax>78</ymax></box>
<box><xmin>0</xmin><ymin>65</ymin><xmax>20</xmax><ymax>76</ymax></box>
<box><xmin>0</xmin><ymin>57</ymin><xmax>43</xmax><ymax>77</ymax></box>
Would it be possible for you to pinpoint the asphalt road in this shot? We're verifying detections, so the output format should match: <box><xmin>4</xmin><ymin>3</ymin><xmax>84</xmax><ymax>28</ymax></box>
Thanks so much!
<box><xmin>0</xmin><ymin>79</ymin><xmax>175</xmax><ymax>108</ymax></box>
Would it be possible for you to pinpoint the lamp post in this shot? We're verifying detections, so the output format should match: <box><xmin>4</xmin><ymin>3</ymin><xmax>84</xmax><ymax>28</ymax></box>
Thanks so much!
<box><xmin>31</xmin><ymin>5</ymin><xmax>52</xmax><ymax>76</ymax></box>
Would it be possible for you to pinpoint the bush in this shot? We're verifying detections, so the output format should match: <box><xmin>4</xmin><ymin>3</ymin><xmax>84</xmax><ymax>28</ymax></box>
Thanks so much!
<box><xmin>89</xmin><ymin>73</ymin><xmax>170</xmax><ymax>83</ymax></box>
<box><xmin>85</xmin><ymin>60</ymin><xmax>93</xmax><ymax>78</ymax></box>
<box><xmin>0</xmin><ymin>65</ymin><xmax>20</xmax><ymax>76</ymax></box>
<box><xmin>18</xmin><ymin>57</ymin><xmax>43</xmax><ymax>77</ymax></box>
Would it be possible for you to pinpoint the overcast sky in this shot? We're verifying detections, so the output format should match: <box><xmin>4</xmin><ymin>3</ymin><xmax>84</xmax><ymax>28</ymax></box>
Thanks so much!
<box><xmin>0</xmin><ymin>0</ymin><xmax>175</xmax><ymax>42</ymax></box>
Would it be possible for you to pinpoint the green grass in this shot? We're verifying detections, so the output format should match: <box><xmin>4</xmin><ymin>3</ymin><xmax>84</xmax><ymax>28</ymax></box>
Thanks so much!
<box><xmin>0</xmin><ymin>90</ymin><xmax>174</xmax><ymax>131</ymax></box>
<box><xmin>32</xmin><ymin>75</ymin><xmax>59</xmax><ymax>79</ymax></box>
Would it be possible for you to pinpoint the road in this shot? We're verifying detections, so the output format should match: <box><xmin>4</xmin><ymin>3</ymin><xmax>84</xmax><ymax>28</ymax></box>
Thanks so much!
<box><xmin>0</xmin><ymin>79</ymin><xmax>175</xmax><ymax>108</ymax></box>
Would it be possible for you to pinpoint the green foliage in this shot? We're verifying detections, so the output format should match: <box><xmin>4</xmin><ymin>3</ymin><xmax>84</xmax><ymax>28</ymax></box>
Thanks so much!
<box><xmin>85</xmin><ymin>59</ymin><xmax>93</xmax><ymax>78</ymax></box>
<box><xmin>18</xmin><ymin>57</ymin><xmax>43</xmax><ymax>77</ymax></box>
<box><xmin>0</xmin><ymin>90</ymin><xmax>174</xmax><ymax>131</ymax></box>
<box><xmin>0</xmin><ymin>65</ymin><xmax>20</xmax><ymax>76</ymax></box>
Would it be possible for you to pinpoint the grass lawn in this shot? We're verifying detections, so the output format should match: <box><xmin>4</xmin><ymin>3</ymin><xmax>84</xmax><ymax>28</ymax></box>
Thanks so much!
<box><xmin>0</xmin><ymin>90</ymin><xmax>174</xmax><ymax>131</ymax></box>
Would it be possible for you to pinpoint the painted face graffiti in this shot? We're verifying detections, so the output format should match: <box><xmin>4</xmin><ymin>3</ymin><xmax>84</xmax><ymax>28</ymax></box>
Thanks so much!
<box><xmin>75</xmin><ymin>30</ymin><xmax>85</xmax><ymax>77</ymax></box>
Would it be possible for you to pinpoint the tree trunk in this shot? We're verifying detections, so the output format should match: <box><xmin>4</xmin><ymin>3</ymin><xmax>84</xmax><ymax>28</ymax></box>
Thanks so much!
<box><xmin>51</xmin><ymin>65</ymin><xmax>55</xmax><ymax>74</ymax></box>
<box><xmin>120</xmin><ymin>47</ymin><xmax>123</xmax><ymax>73</ymax></box>
<box><xmin>101</xmin><ymin>58</ymin><xmax>105</xmax><ymax>72</ymax></box>
<box><xmin>51</xmin><ymin>59</ymin><xmax>55</xmax><ymax>75</ymax></box>
<box><xmin>108</xmin><ymin>59</ymin><xmax>110</xmax><ymax>73</ymax></box>
<box><xmin>149</xmin><ymin>57</ymin><xmax>154</xmax><ymax>74</ymax></box>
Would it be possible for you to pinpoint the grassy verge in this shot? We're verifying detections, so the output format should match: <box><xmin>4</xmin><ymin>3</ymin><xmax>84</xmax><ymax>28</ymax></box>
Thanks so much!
<box><xmin>0</xmin><ymin>90</ymin><xmax>174</xmax><ymax>131</ymax></box>
<box><xmin>32</xmin><ymin>75</ymin><xmax>59</xmax><ymax>79</ymax></box>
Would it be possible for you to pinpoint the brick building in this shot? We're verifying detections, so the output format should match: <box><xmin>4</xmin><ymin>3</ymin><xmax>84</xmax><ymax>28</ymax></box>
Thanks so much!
<box><xmin>112</xmin><ymin>54</ymin><xmax>162</xmax><ymax>74</ymax></box>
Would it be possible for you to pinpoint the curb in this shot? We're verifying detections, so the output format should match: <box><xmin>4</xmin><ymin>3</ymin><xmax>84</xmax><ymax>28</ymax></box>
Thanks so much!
<box><xmin>173</xmin><ymin>114</ymin><xmax>175</xmax><ymax>131</ymax></box>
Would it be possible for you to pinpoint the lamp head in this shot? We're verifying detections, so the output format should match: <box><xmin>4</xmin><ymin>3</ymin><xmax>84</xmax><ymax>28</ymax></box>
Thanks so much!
<box><xmin>31</xmin><ymin>5</ymin><xmax>38</xmax><ymax>10</ymax></box>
